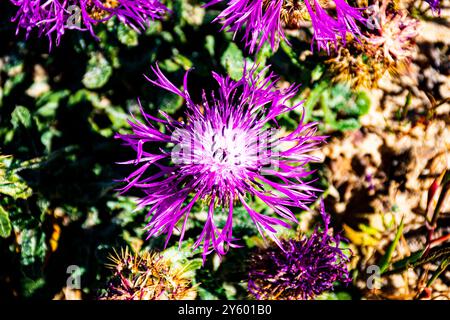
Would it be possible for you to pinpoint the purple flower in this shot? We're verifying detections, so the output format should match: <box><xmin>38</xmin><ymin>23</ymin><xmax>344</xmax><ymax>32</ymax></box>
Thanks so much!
<box><xmin>425</xmin><ymin>0</ymin><xmax>440</xmax><ymax>14</ymax></box>
<box><xmin>206</xmin><ymin>0</ymin><xmax>367</xmax><ymax>53</ymax></box>
<box><xmin>115</xmin><ymin>64</ymin><xmax>325</xmax><ymax>261</ymax></box>
<box><xmin>248</xmin><ymin>200</ymin><xmax>351</xmax><ymax>300</ymax></box>
<box><xmin>10</xmin><ymin>0</ymin><xmax>169</xmax><ymax>49</ymax></box>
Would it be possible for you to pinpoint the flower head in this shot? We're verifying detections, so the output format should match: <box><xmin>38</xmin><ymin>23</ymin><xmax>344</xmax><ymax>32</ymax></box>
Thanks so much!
<box><xmin>248</xmin><ymin>200</ymin><xmax>351</xmax><ymax>300</ymax></box>
<box><xmin>116</xmin><ymin>64</ymin><xmax>325</xmax><ymax>261</ymax></box>
<box><xmin>100</xmin><ymin>247</ymin><xmax>197</xmax><ymax>300</ymax></box>
<box><xmin>206</xmin><ymin>0</ymin><xmax>367</xmax><ymax>53</ymax></box>
<box><xmin>366</xmin><ymin>1</ymin><xmax>418</xmax><ymax>63</ymax></box>
<box><xmin>326</xmin><ymin>0</ymin><xmax>418</xmax><ymax>88</ymax></box>
<box><xmin>10</xmin><ymin>0</ymin><xmax>169</xmax><ymax>49</ymax></box>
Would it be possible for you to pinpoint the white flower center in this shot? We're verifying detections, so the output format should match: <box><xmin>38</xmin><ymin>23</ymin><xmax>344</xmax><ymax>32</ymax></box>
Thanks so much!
<box><xmin>171</xmin><ymin>118</ymin><xmax>273</xmax><ymax>181</ymax></box>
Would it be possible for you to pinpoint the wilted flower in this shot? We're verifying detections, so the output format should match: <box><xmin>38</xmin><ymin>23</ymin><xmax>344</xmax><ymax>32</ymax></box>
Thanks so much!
<box><xmin>115</xmin><ymin>64</ymin><xmax>325</xmax><ymax>261</ymax></box>
<box><xmin>326</xmin><ymin>0</ymin><xmax>418</xmax><ymax>88</ymax></box>
<box><xmin>100</xmin><ymin>247</ymin><xmax>197</xmax><ymax>300</ymax></box>
<box><xmin>248</xmin><ymin>200</ymin><xmax>351</xmax><ymax>300</ymax></box>
<box><xmin>206</xmin><ymin>0</ymin><xmax>367</xmax><ymax>53</ymax></box>
<box><xmin>10</xmin><ymin>0</ymin><xmax>168</xmax><ymax>49</ymax></box>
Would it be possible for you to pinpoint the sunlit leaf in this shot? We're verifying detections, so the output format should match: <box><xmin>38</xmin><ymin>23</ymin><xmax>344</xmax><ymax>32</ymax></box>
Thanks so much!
<box><xmin>82</xmin><ymin>53</ymin><xmax>113</xmax><ymax>89</ymax></box>
<box><xmin>378</xmin><ymin>217</ymin><xmax>404</xmax><ymax>274</ymax></box>
<box><xmin>221</xmin><ymin>43</ymin><xmax>244</xmax><ymax>81</ymax></box>
<box><xmin>20</xmin><ymin>229</ymin><xmax>47</xmax><ymax>266</ymax></box>
<box><xmin>11</xmin><ymin>105</ymin><xmax>32</xmax><ymax>129</ymax></box>
<box><xmin>0</xmin><ymin>205</ymin><xmax>12</xmax><ymax>238</ymax></box>
<box><xmin>117</xmin><ymin>24</ymin><xmax>139</xmax><ymax>47</ymax></box>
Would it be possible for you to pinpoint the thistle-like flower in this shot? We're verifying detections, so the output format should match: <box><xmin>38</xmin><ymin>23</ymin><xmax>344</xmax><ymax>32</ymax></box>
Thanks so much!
<box><xmin>116</xmin><ymin>64</ymin><xmax>325</xmax><ymax>261</ymax></box>
<box><xmin>10</xmin><ymin>0</ymin><xmax>168</xmax><ymax>49</ymax></box>
<box><xmin>326</xmin><ymin>0</ymin><xmax>418</xmax><ymax>88</ymax></box>
<box><xmin>206</xmin><ymin>0</ymin><xmax>367</xmax><ymax>53</ymax></box>
<box><xmin>248</xmin><ymin>200</ymin><xmax>351</xmax><ymax>300</ymax></box>
<box><xmin>100</xmin><ymin>247</ymin><xmax>197</xmax><ymax>300</ymax></box>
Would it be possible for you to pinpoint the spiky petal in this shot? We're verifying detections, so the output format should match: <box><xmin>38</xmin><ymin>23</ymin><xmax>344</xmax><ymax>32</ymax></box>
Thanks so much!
<box><xmin>206</xmin><ymin>0</ymin><xmax>367</xmax><ymax>53</ymax></box>
<box><xmin>326</xmin><ymin>1</ymin><xmax>419</xmax><ymax>89</ymax></box>
<box><xmin>10</xmin><ymin>0</ymin><xmax>169</xmax><ymax>49</ymax></box>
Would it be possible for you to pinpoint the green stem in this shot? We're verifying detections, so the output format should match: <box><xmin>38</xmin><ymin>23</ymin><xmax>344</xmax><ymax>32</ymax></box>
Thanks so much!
<box><xmin>426</xmin><ymin>258</ymin><xmax>450</xmax><ymax>287</ymax></box>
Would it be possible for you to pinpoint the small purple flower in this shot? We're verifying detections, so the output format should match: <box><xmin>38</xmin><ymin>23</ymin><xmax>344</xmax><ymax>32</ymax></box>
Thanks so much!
<box><xmin>10</xmin><ymin>0</ymin><xmax>169</xmax><ymax>49</ymax></box>
<box><xmin>425</xmin><ymin>0</ymin><xmax>440</xmax><ymax>14</ymax></box>
<box><xmin>206</xmin><ymin>0</ymin><xmax>367</xmax><ymax>53</ymax></box>
<box><xmin>248</xmin><ymin>200</ymin><xmax>351</xmax><ymax>300</ymax></box>
<box><xmin>116</xmin><ymin>64</ymin><xmax>325</xmax><ymax>261</ymax></box>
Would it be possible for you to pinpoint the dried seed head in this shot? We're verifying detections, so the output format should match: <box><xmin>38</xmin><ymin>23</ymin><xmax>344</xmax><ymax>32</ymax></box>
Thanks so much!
<box><xmin>88</xmin><ymin>0</ymin><xmax>120</xmax><ymax>20</ymax></box>
<box><xmin>100</xmin><ymin>247</ymin><xmax>197</xmax><ymax>300</ymax></box>
<box><xmin>326</xmin><ymin>1</ymin><xmax>418</xmax><ymax>88</ymax></box>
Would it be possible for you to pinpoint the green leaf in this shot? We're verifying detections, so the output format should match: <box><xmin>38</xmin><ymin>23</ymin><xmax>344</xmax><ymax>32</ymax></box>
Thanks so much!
<box><xmin>332</xmin><ymin>118</ymin><xmax>361</xmax><ymax>131</ymax></box>
<box><xmin>117</xmin><ymin>24</ymin><xmax>139</xmax><ymax>47</ymax></box>
<box><xmin>68</xmin><ymin>89</ymin><xmax>98</xmax><ymax>106</ymax></box>
<box><xmin>358</xmin><ymin>223</ymin><xmax>382</xmax><ymax>237</ymax></box>
<box><xmin>182</xmin><ymin>2</ymin><xmax>205</xmax><ymax>26</ymax></box>
<box><xmin>158</xmin><ymin>91</ymin><xmax>184</xmax><ymax>113</ymax></box>
<box><xmin>162</xmin><ymin>240</ymin><xmax>202</xmax><ymax>278</ymax></box>
<box><xmin>316</xmin><ymin>291</ymin><xmax>352</xmax><ymax>300</ymax></box>
<box><xmin>161</xmin><ymin>31</ymin><xmax>174</xmax><ymax>43</ymax></box>
<box><xmin>205</xmin><ymin>35</ymin><xmax>215</xmax><ymax>57</ymax></box>
<box><xmin>0</xmin><ymin>205</ymin><xmax>12</xmax><ymax>238</ymax></box>
<box><xmin>0</xmin><ymin>180</ymin><xmax>32</xmax><ymax>200</ymax></box>
<box><xmin>311</xmin><ymin>64</ymin><xmax>326</xmax><ymax>82</ymax></box>
<box><xmin>388</xmin><ymin>245</ymin><xmax>450</xmax><ymax>275</ymax></box>
<box><xmin>314</xmin><ymin>83</ymin><xmax>370</xmax><ymax>132</ymax></box>
<box><xmin>178</xmin><ymin>258</ymin><xmax>203</xmax><ymax>279</ymax></box>
<box><xmin>3</xmin><ymin>73</ymin><xmax>25</xmax><ymax>97</ymax></box>
<box><xmin>254</xmin><ymin>43</ymin><xmax>273</xmax><ymax>69</ymax></box>
<box><xmin>198</xmin><ymin>287</ymin><xmax>219</xmax><ymax>300</ymax></box>
<box><xmin>355</xmin><ymin>91</ymin><xmax>371</xmax><ymax>116</ymax></box>
<box><xmin>0</xmin><ymin>156</ymin><xmax>33</xmax><ymax>200</ymax></box>
<box><xmin>36</xmin><ymin>90</ymin><xmax>70</xmax><ymax>117</ymax></box>
<box><xmin>82</xmin><ymin>53</ymin><xmax>113</xmax><ymax>89</ymax></box>
<box><xmin>302</xmin><ymin>81</ymin><xmax>328</xmax><ymax>122</ymax></box>
<box><xmin>336</xmin><ymin>291</ymin><xmax>353</xmax><ymax>300</ymax></box>
<box><xmin>214</xmin><ymin>206</ymin><xmax>258</xmax><ymax>236</ymax></box>
<box><xmin>40</xmin><ymin>128</ymin><xmax>61</xmax><ymax>152</ymax></box>
<box><xmin>160</xmin><ymin>59</ymin><xmax>181</xmax><ymax>73</ymax></box>
<box><xmin>145</xmin><ymin>21</ymin><xmax>162</xmax><ymax>36</ymax></box>
<box><xmin>11</xmin><ymin>106</ymin><xmax>32</xmax><ymax>129</ymax></box>
<box><xmin>163</xmin><ymin>239</ymin><xmax>196</xmax><ymax>263</ymax></box>
<box><xmin>279</xmin><ymin>41</ymin><xmax>302</xmax><ymax>70</ymax></box>
<box><xmin>21</xmin><ymin>277</ymin><xmax>45</xmax><ymax>298</ymax></box>
<box><xmin>387</xmin><ymin>251</ymin><xmax>421</xmax><ymax>274</ymax></box>
<box><xmin>379</xmin><ymin>217</ymin><xmax>404</xmax><ymax>274</ymax></box>
<box><xmin>221</xmin><ymin>43</ymin><xmax>244</xmax><ymax>81</ymax></box>
<box><xmin>223</xmin><ymin>283</ymin><xmax>237</xmax><ymax>300</ymax></box>
<box><xmin>20</xmin><ymin>229</ymin><xmax>48</xmax><ymax>266</ymax></box>
<box><xmin>427</xmin><ymin>257</ymin><xmax>450</xmax><ymax>287</ymax></box>
<box><xmin>172</xmin><ymin>53</ymin><xmax>193</xmax><ymax>70</ymax></box>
